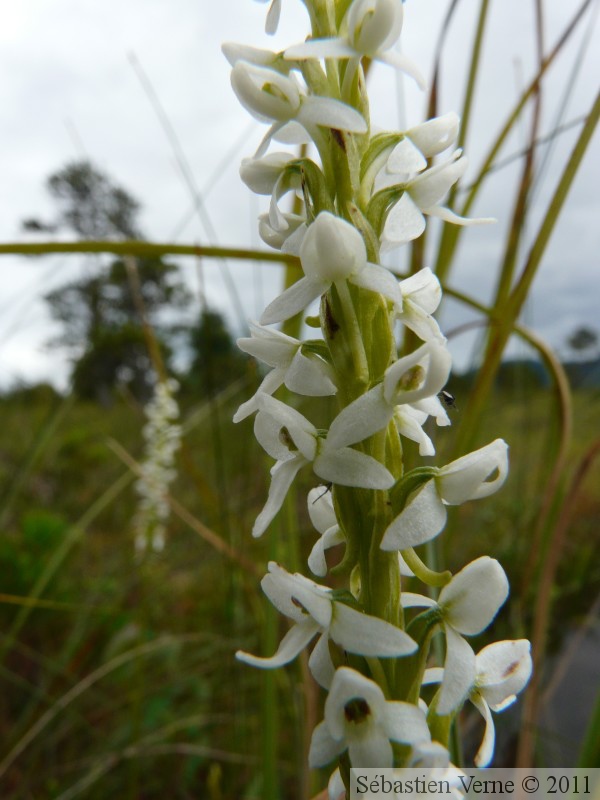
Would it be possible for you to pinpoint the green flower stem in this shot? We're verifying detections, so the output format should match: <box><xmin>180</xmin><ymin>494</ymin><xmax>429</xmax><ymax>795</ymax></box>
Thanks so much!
<box><xmin>333</xmin><ymin>280</ymin><xmax>370</xmax><ymax>386</ymax></box>
<box><xmin>401</xmin><ymin>549</ymin><xmax>452</xmax><ymax>587</ymax></box>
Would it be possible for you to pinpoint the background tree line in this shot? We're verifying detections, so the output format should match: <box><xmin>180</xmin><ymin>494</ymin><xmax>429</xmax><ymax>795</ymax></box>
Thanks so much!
<box><xmin>23</xmin><ymin>160</ymin><xmax>248</xmax><ymax>404</ymax></box>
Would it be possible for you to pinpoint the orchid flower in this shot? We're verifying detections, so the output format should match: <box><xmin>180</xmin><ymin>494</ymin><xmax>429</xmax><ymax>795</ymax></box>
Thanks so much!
<box><xmin>307</xmin><ymin>486</ymin><xmax>344</xmax><ymax>577</ymax></box>
<box><xmin>236</xmin><ymin>563</ymin><xmax>416</xmax><ymax>687</ymax></box>
<box><xmin>309</xmin><ymin>666</ymin><xmax>430</xmax><ymax>768</ymax></box>
<box><xmin>285</xmin><ymin>0</ymin><xmax>425</xmax><ymax>90</ymax></box>
<box><xmin>381</xmin><ymin>439</ymin><xmax>509</xmax><ymax>551</ymax></box>
<box><xmin>402</xmin><ymin>557</ymin><xmax>510</xmax><ymax>714</ymax></box>
<box><xmin>397</xmin><ymin>267</ymin><xmax>444</xmax><ymax>343</ymax></box>
<box><xmin>261</xmin><ymin>211</ymin><xmax>403</xmax><ymax>324</ymax></box>
<box><xmin>233</xmin><ymin>322</ymin><xmax>336</xmax><ymax>422</ymax></box>
<box><xmin>252</xmin><ymin>393</ymin><xmax>394</xmax><ymax>537</ymax></box>
<box><xmin>423</xmin><ymin>639</ymin><xmax>532</xmax><ymax>766</ymax></box>
<box><xmin>230</xmin><ymin>61</ymin><xmax>367</xmax><ymax>156</ymax></box>
<box><xmin>382</xmin><ymin>150</ymin><xmax>495</xmax><ymax>249</ymax></box>
<box><xmin>240</xmin><ymin>152</ymin><xmax>307</xmax><ymax>251</ymax></box>
<box><xmin>326</xmin><ymin>340</ymin><xmax>452</xmax><ymax>451</ymax></box>
<box><xmin>258</xmin><ymin>211</ymin><xmax>307</xmax><ymax>252</ymax></box>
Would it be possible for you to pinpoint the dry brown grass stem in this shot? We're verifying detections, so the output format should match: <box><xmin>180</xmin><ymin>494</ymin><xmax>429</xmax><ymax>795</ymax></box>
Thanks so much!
<box><xmin>517</xmin><ymin>438</ymin><xmax>600</xmax><ymax>766</ymax></box>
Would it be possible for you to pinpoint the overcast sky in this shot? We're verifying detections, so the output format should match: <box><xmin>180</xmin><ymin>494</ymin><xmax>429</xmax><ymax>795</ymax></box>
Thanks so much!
<box><xmin>1</xmin><ymin>0</ymin><xmax>598</xmax><ymax>389</ymax></box>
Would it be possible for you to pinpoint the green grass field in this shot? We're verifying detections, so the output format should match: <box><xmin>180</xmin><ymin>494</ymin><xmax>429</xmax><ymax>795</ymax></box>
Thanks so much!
<box><xmin>0</xmin><ymin>377</ymin><xmax>598</xmax><ymax>798</ymax></box>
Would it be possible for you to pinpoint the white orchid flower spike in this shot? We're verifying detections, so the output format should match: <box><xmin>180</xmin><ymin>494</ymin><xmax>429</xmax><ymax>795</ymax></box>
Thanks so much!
<box><xmin>233</xmin><ymin>323</ymin><xmax>336</xmax><ymax>422</ymax></box>
<box><xmin>285</xmin><ymin>0</ymin><xmax>425</xmax><ymax>91</ymax></box>
<box><xmin>381</xmin><ymin>439</ymin><xmax>509</xmax><ymax>551</ymax></box>
<box><xmin>236</xmin><ymin>563</ymin><xmax>416</xmax><ymax>688</ymax></box>
<box><xmin>382</xmin><ymin>150</ymin><xmax>495</xmax><ymax>249</ymax></box>
<box><xmin>309</xmin><ymin>666</ymin><xmax>430</xmax><ymax>769</ymax></box>
<box><xmin>307</xmin><ymin>486</ymin><xmax>344</xmax><ymax>576</ymax></box>
<box><xmin>230</xmin><ymin>62</ymin><xmax>367</xmax><ymax>157</ymax></box>
<box><xmin>253</xmin><ymin>394</ymin><xmax>394</xmax><ymax>537</ymax></box>
<box><xmin>423</xmin><ymin>639</ymin><xmax>532</xmax><ymax>766</ymax></box>
<box><xmin>327</xmin><ymin>340</ymin><xmax>452</xmax><ymax>451</ymax></box>
<box><xmin>402</xmin><ymin>557</ymin><xmax>510</xmax><ymax>715</ymax></box>
<box><xmin>261</xmin><ymin>212</ymin><xmax>403</xmax><ymax>324</ymax></box>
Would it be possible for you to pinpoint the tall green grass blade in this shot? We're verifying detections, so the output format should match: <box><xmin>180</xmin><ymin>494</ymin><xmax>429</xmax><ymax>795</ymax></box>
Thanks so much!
<box><xmin>435</xmin><ymin>0</ymin><xmax>595</xmax><ymax>283</ymax></box>
<box><xmin>454</xmin><ymin>88</ymin><xmax>599</xmax><ymax>456</ymax></box>
<box><xmin>0</xmin><ymin>634</ymin><xmax>205</xmax><ymax>780</ymax></box>
<box><xmin>0</xmin><ymin>394</ymin><xmax>74</xmax><ymax>530</ymax></box>
<box><xmin>0</xmin><ymin>470</ymin><xmax>134</xmax><ymax>666</ymax></box>
<box><xmin>0</xmin><ymin>240</ymin><xmax>296</xmax><ymax>263</ymax></box>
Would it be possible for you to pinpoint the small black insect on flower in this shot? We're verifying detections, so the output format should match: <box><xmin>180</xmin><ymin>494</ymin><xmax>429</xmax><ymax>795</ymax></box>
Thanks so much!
<box><xmin>438</xmin><ymin>389</ymin><xmax>458</xmax><ymax>412</ymax></box>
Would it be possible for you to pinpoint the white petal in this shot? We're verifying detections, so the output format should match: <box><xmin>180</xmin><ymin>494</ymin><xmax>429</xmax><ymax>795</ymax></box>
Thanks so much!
<box><xmin>315</xmin><ymin>447</ymin><xmax>394</xmax><ymax>489</ymax></box>
<box><xmin>400</xmin><ymin>267</ymin><xmax>442</xmax><ymax>314</ymax></box>
<box><xmin>381</xmin><ymin>480</ymin><xmax>447</xmax><ymax>550</ymax></box>
<box><xmin>254</xmin><ymin>407</ymin><xmax>297</xmax><ymax>460</ymax></box>
<box><xmin>382</xmin><ymin>193</ymin><xmax>425</xmax><ymax>246</ymax></box>
<box><xmin>281</xmin><ymin>221</ymin><xmax>307</xmax><ymax>254</ymax></box>
<box><xmin>347</xmin><ymin>0</ymin><xmax>403</xmax><ymax>54</ymax></box>
<box><xmin>257</xmin><ymin>393</ymin><xmax>317</xmax><ymax>460</ymax></box>
<box><xmin>379</xmin><ymin>50</ymin><xmax>426</xmax><ymax>90</ymax></box>
<box><xmin>328</xmin><ymin>769</ymin><xmax>345</xmax><ymax>800</ymax></box>
<box><xmin>222</xmin><ymin>42</ymin><xmax>278</xmax><ymax>68</ymax></box>
<box><xmin>327</xmin><ymin>385</ymin><xmax>391</xmax><ymax>449</ymax></box>
<box><xmin>258</xmin><ymin>210</ymin><xmax>305</xmax><ymax>249</ymax></box>
<box><xmin>300</xmin><ymin>212</ymin><xmax>367</xmax><ymax>283</ymax></box>
<box><xmin>409</xmin><ymin>740</ymin><xmax>451</xmax><ymax>768</ymax></box>
<box><xmin>399</xmin><ymin>298</ymin><xmax>445</xmax><ymax>343</ymax></box>
<box><xmin>349</xmin><ymin>731</ymin><xmax>394</xmax><ymax>769</ymax></box>
<box><xmin>307</xmin><ymin>486</ymin><xmax>337</xmax><ymax>534</ymax></box>
<box><xmin>308</xmin><ymin>526</ymin><xmax>345</xmax><ymax>577</ymax></box>
<box><xmin>237</xmin><ymin>322</ymin><xmax>297</xmax><ymax>365</ymax></box>
<box><xmin>407</xmin><ymin>113</ymin><xmax>460</xmax><ymax>158</ymax></box>
<box><xmin>264</xmin><ymin>0</ymin><xmax>281</xmax><ymax>34</ymax></box>
<box><xmin>260</xmin><ymin>276</ymin><xmax>328</xmax><ymax>324</ymax></box>
<box><xmin>262</xmin><ymin>562</ymin><xmax>331</xmax><ymax>624</ymax></box>
<box><xmin>299</xmin><ymin>95</ymin><xmax>368</xmax><ymax>133</ymax></box>
<box><xmin>398</xmin><ymin>553</ymin><xmax>414</xmax><ymax>577</ymax></box>
<box><xmin>439</xmin><ymin>439</ymin><xmax>509</xmax><ymax>504</ymax></box>
<box><xmin>400</xmin><ymin>592</ymin><xmax>436</xmax><ymax>609</ymax></box>
<box><xmin>408</xmin><ymin>152</ymin><xmax>467</xmax><ymax>209</ymax></box>
<box><xmin>309</xmin><ymin>720</ymin><xmax>346</xmax><ymax>768</ymax></box>
<box><xmin>239</xmin><ymin>152</ymin><xmax>295</xmax><ymax>195</ymax></box>
<box><xmin>325</xmin><ymin>667</ymin><xmax>386</xmax><ymax>741</ymax></box>
<box><xmin>413</xmin><ymin>395</ymin><xmax>451</xmax><ymax>427</ymax></box>
<box><xmin>231</xmin><ymin>62</ymin><xmax>300</xmax><ymax>124</ymax></box>
<box><xmin>308</xmin><ymin>631</ymin><xmax>336</xmax><ymax>689</ymax></box>
<box><xmin>437</xmin><ymin>626</ymin><xmax>476</xmax><ymax>715</ymax></box>
<box><xmin>329</xmin><ymin>602</ymin><xmax>417</xmax><ymax>656</ymax></box>
<box><xmin>387</xmin><ymin>137</ymin><xmax>427</xmax><ymax>174</ymax></box>
<box><xmin>394</xmin><ymin>406</ymin><xmax>436</xmax><ymax>456</ymax></box>
<box><xmin>350</xmin><ymin>262</ymin><xmax>403</xmax><ymax>309</ymax></box>
<box><xmin>476</xmin><ymin>639</ymin><xmax>532</xmax><ymax>709</ymax></box>
<box><xmin>383</xmin><ymin>701</ymin><xmax>430</xmax><ymax>744</ymax></box>
<box><xmin>422</xmin><ymin>667</ymin><xmax>444</xmax><ymax>686</ymax></box>
<box><xmin>471</xmin><ymin>694</ymin><xmax>496</xmax><ymax>767</ymax></box>
<box><xmin>285</xmin><ymin>350</ymin><xmax>337</xmax><ymax>397</ymax></box>
<box><xmin>273</xmin><ymin>120</ymin><xmax>313</xmax><ymax>145</ymax></box>
<box><xmin>252</xmin><ymin>455</ymin><xmax>305</xmax><ymax>537</ymax></box>
<box><xmin>285</xmin><ymin>37</ymin><xmax>357</xmax><ymax>61</ymax></box>
<box><xmin>235</xmin><ymin>617</ymin><xmax>320</xmax><ymax>668</ymax></box>
<box><xmin>439</xmin><ymin>557</ymin><xmax>509</xmax><ymax>635</ymax></box>
<box><xmin>233</xmin><ymin>368</ymin><xmax>286</xmax><ymax>423</ymax></box>
<box><xmin>383</xmin><ymin>340</ymin><xmax>452</xmax><ymax>407</ymax></box>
